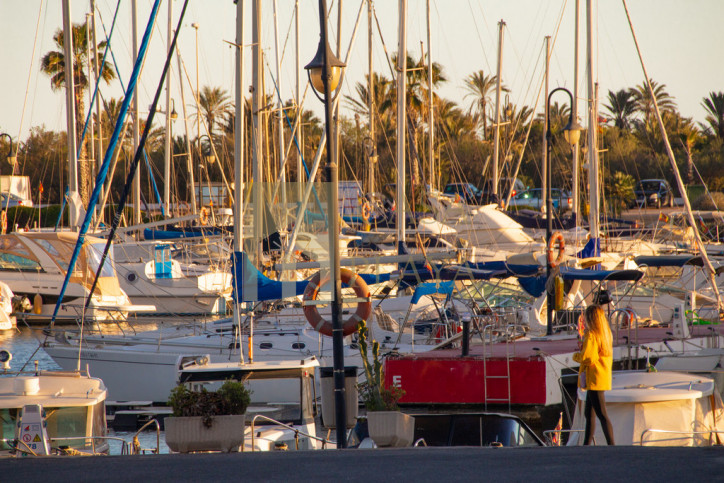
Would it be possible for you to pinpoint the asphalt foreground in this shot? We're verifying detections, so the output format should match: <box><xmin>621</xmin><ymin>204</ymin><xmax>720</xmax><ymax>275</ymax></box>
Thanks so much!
<box><xmin>2</xmin><ymin>447</ymin><xmax>724</xmax><ymax>482</ymax></box>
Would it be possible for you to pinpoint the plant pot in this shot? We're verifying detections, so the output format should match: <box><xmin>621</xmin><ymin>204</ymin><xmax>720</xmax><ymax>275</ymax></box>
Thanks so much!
<box><xmin>165</xmin><ymin>414</ymin><xmax>246</xmax><ymax>453</ymax></box>
<box><xmin>367</xmin><ymin>411</ymin><xmax>415</xmax><ymax>447</ymax></box>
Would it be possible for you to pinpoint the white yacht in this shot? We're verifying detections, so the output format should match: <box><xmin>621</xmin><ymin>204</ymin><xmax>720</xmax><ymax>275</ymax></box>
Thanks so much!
<box><xmin>567</xmin><ymin>371</ymin><xmax>724</xmax><ymax>446</ymax></box>
<box><xmin>0</xmin><ymin>352</ymin><xmax>108</xmax><ymax>455</ymax></box>
<box><xmin>168</xmin><ymin>357</ymin><xmax>327</xmax><ymax>452</ymax></box>
<box><xmin>0</xmin><ymin>232</ymin><xmax>150</xmax><ymax>322</ymax></box>
<box><xmin>112</xmin><ymin>240</ymin><xmax>232</xmax><ymax>316</ymax></box>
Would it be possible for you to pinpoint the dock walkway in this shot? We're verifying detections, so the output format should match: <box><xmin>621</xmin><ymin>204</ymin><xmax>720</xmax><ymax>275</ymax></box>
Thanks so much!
<box><xmin>2</xmin><ymin>446</ymin><xmax>721</xmax><ymax>481</ymax></box>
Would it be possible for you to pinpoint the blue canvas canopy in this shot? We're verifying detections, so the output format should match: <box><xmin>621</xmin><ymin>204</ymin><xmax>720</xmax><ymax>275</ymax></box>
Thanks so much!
<box><xmin>411</xmin><ymin>281</ymin><xmax>455</xmax><ymax>305</ymax></box>
<box><xmin>633</xmin><ymin>255</ymin><xmax>704</xmax><ymax>268</ymax></box>
<box><xmin>232</xmin><ymin>252</ymin><xmax>309</xmax><ymax>302</ymax></box>
<box><xmin>231</xmin><ymin>252</ymin><xmax>392</xmax><ymax>303</ymax></box>
<box><xmin>559</xmin><ymin>267</ymin><xmax>644</xmax><ymax>282</ymax></box>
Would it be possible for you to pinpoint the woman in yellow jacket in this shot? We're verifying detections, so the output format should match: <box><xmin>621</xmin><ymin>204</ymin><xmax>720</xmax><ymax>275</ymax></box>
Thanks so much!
<box><xmin>573</xmin><ymin>305</ymin><xmax>615</xmax><ymax>445</ymax></box>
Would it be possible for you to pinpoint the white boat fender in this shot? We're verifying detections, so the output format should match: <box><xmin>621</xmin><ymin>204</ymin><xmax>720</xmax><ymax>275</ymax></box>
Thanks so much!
<box><xmin>17</xmin><ymin>404</ymin><xmax>50</xmax><ymax>455</ymax></box>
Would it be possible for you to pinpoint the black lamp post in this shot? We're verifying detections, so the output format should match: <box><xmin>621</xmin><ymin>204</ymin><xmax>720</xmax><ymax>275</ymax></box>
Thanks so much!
<box><xmin>545</xmin><ymin>87</ymin><xmax>582</xmax><ymax>336</ymax></box>
<box><xmin>305</xmin><ymin>0</ymin><xmax>347</xmax><ymax>448</ymax></box>
<box><xmin>0</xmin><ymin>133</ymin><xmax>17</xmax><ymax>167</ymax></box>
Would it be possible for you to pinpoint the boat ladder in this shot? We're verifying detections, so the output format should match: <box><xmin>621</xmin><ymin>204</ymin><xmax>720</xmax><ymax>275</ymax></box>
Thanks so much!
<box><xmin>482</xmin><ymin>324</ymin><xmax>514</xmax><ymax>412</ymax></box>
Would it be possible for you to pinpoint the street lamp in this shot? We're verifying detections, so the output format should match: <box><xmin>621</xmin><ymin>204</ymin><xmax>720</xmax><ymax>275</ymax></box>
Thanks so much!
<box><xmin>305</xmin><ymin>0</ymin><xmax>348</xmax><ymax>449</ymax></box>
<box><xmin>545</xmin><ymin>87</ymin><xmax>582</xmax><ymax>336</ymax></box>
<box><xmin>0</xmin><ymin>133</ymin><xmax>17</xmax><ymax>166</ymax></box>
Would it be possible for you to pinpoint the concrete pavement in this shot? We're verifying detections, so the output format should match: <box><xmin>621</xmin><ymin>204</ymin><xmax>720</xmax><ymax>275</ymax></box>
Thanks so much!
<box><xmin>2</xmin><ymin>446</ymin><xmax>724</xmax><ymax>482</ymax></box>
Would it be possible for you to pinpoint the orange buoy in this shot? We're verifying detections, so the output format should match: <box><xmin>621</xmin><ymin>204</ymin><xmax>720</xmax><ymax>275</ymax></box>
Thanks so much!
<box><xmin>547</xmin><ymin>231</ymin><xmax>565</xmax><ymax>268</ymax></box>
<box><xmin>303</xmin><ymin>268</ymin><xmax>372</xmax><ymax>337</ymax></box>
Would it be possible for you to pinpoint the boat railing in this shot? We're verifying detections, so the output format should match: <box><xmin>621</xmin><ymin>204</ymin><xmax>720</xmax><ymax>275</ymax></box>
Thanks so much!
<box><xmin>640</xmin><ymin>428</ymin><xmax>724</xmax><ymax>446</ymax></box>
<box><xmin>413</xmin><ymin>438</ymin><xmax>428</xmax><ymax>447</ymax></box>
<box><xmin>611</xmin><ymin>307</ymin><xmax>638</xmax><ymax>369</ymax></box>
<box><xmin>129</xmin><ymin>418</ymin><xmax>161</xmax><ymax>454</ymax></box>
<box><xmin>542</xmin><ymin>429</ymin><xmax>589</xmax><ymax>446</ymax></box>
<box><xmin>249</xmin><ymin>414</ymin><xmax>333</xmax><ymax>451</ymax></box>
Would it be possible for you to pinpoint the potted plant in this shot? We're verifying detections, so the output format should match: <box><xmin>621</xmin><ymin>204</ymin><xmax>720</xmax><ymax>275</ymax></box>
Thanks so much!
<box><xmin>357</xmin><ymin>321</ymin><xmax>414</xmax><ymax>447</ymax></box>
<box><xmin>165</xmin><ymin>380</ymin><xmax>251</xmax><ymax>453</ymax></box>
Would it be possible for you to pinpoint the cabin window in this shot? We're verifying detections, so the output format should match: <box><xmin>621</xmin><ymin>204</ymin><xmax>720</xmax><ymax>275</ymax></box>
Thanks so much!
<box><xmin>87</xmin><ymin>243</ymin><xmax>116</xmax><ymax>278</ymax></box>
<box><xmin>0</xmin><ymin>408</ymin><xmax>19</xmax><ymax>450</ymax></box>
<box><xmin>0</xmin><ymin>251</ymin><xmax>42</xmax><ymax>272</ymax></box>
<box><xmin>259</xmin><ymin>342</ymin><xmax>273</xmax><ymax>349</ymax></box>
<box><xmin>34</xmin><ymin>239</ymin><xmax>69</xmax><ymax>271</ymax></box>
<box><xmin>291</xmin><ymin>342</ymin><xmax>306</xmax><ymax>350</ymax></box>
<box><xmin>45</xmin><ymin>406</ymin><xmax>89</xmax><ymax>449</ymax></box>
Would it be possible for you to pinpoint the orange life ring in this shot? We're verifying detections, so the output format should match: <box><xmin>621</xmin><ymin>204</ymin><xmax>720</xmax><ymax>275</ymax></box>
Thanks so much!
<box><xmin>547</xmin><ymin>231</ymin><xmax>565</xmax><ymax>267</ymax></box>
<box><xmin>361</xmin><ymin>202</ymin><xmax>371</xmax><ymax>220</ymax></box>
<box><xmin>0</xmin><ymin>210</ymin><xmax>6</xmax><ymax>233</ymax></box>
<box><xmin>199</xmin><ymin>207</ymin><xmax>209</xmax><ymax>226</ymax></box>
<box><xmin>303</xmin><ymin>268</ymin><xmax>372</xmax><ymax>337</ymax></box>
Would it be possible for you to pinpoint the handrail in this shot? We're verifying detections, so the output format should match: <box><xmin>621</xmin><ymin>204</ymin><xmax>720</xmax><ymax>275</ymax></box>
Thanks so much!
<box><xmin>249</xmin><ymin>414</ymin><xmax>333</xmax><ymax>452</ymax></box>
<box><xmin>640</xmin><ymin>428</ymin><xmax>724</xmax><ymax>446</ymax></box>
<box><xmin>131</xmin><ymin>418</ymin><xmax>161</xmax><ymax>454</ymax></box>
<box><xmin>413</xmin><ymin>438</ymin><xmax>428</xmax><ymax>447</ymax></box>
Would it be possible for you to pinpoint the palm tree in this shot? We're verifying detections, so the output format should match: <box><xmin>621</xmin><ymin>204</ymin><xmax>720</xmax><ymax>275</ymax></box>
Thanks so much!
<box><xmin>606</xmin><ymin>171</ymin><xmax>635</xmax><ymax>215</ymax></box>
<box><xmin>603</xmin><ymin>89</ymin><xmax>636</xmax><ymax>130</ymax></box>
<box><xmin>40</xmin><ymin>20</ymin><xmax>115</xmax><ymax>203</ymax></box>
<box><xmin>463</xmin><ymin>70</ymin><xmax>508</xmax><ymax>140</ymax></box>
<box><xmin>701</xmin><ymin>91</ymin><xmax>724</xmax><ymax>139</ymax></box>
<box><xmin>196</xmin><ymin>86</ymin><xmax>233</xmax><ymax>140</ymax></box>
<box><xmin>632</xmin><ymin>79</ymin><xmax>677</xmax><ymax>125</ymax></box>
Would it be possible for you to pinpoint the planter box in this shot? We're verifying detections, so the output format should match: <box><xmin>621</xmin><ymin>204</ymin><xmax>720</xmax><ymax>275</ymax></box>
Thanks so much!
<box><xmin>165</xmin><ymin>415</ymin><xmax>246</xmax><ymax>453</ymax></box>
<box><xmin>367</xmin><ymin>411</ymin><xmax>415</xmax><ymax>447</ymax></box>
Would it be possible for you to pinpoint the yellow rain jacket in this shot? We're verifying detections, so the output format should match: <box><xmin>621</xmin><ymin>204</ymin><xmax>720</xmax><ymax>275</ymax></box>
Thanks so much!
<box><xmin>573</xmin><ymin>333</ymin><xmax>612</xmax><ymax>391</ymax></box>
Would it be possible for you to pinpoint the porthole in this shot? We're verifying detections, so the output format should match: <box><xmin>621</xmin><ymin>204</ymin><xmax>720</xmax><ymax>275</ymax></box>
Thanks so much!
<box><xmin>126</xmin><ymin>272</ymin><xmax>138</xmax><ymax>283</ymax></box>
<box><xmin>259</xmin><ymin>342</ymin><xmax>273</xmax><ymax>349</ymax></box>
<box><xmin>291</xmin><ymin>342</ymin><xmax>306</xmax><ymax>350</ymax></box>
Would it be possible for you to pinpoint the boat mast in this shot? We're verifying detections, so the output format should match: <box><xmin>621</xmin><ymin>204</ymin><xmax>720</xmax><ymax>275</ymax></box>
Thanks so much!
<box><xmin>492</xmin><ymin>20</ymin><xmax>504</xmax><ymax>203</ymax></box>
<box><xmin>368</xmin><ymin>0</ymin><xmax>375</xmax><ymax>195</ymax></box>
<box><xmin>177</xmin><ymin>49</ymin><xmax>196</xmax><ymax>216</ymax></box>
<box><xmin>132</xmin><ymin>0</ymin><xmax>141</xmax><ymax>228</ymax></box>
<box><xmin>62</xmin><ymin>0</ymin><xmax>79</xmax><ymax>228</ymax></box>
<box><xmin>163</xmin><ymin>0</ymin><xmax>173</xmax><ymax>218</ymax></box>
<box><xmin>426</xmin><ymin>0</ymin><xmax>434</xmax><ymax>191</ymax></box>
<box><xmin>251</xmin><ymin>0</ymin><xmax>263</xmax><ymax>267</ymax></box>
<box><xmin>542</xmin><ymin>35</ymin><xmax>550</xmax><ymax>215</ymax></box>
<box><xmin>91</xmin><ymin>0</ymin><xmax>104</xmax><ymax>225</ymax></box>
<box><xmin>273</xmin><ymin>1</ymin><xmax>286</xmax><ymax>222</ymax></box>
<box><xmin>396</xmin><ymin>0</ymin><xmax>407</xmax><ymax>246</ymax></box>
<box><xmin>571</xmin><ymin>0</ymin><xmax>580</xmax><ymax>224</ymax></box>
<box><xmin>296</xmin><ymin>0</ymin><xmax>303</xmax><ymax>201</ymax></box>
<box><xmin>234</xmin><ymin>0</ymin><xmax>245</xmax><ymax>363</ymax></box>
<box><xmin>585</xmin><ymin>0</ymin><xmax>599</xmax><ymax>241</ymax></box>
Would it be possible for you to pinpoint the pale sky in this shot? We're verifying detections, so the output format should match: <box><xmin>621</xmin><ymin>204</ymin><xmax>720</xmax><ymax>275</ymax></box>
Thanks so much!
<box><xmin>1</xmin><ymin>0</ymin><xmax>723</xmax><ymax>142</ymax></box>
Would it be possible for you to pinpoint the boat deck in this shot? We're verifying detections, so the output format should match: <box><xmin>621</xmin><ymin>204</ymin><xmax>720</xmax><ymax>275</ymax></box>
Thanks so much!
<box><xmin>385</xmin><ymin>326</ymin><xmax>722</xmax><ymax>406</ymax></box>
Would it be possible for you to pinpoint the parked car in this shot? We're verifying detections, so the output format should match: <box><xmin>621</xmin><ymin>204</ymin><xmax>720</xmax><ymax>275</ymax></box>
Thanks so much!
<box><xmin>443</xmin><ymin>183</ymin><xmax>484</xmax><ymax>205</ymax></box>
<box><xmin>508</xmin><ymin>188</ymin><xmax>572</xmax><ymax>212</ymax></box>
<box><xmin>0</xmin><ymin>193</ymin><xmax>33</xmax><ymax>208</ymax></box>
<box><xmin>634</xmin><ymin>179</ymin><xmax>673</xmax><ymax>208</ymax></box>
<box><xmin>480</xmin><ymin>178</ymin><xmax>525</xmax><ymax>203</ymax></box>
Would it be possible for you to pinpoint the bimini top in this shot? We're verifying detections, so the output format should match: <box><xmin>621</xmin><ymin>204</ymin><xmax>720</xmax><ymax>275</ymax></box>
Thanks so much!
<box><xmin>559</xmin><ymin>267</ymin><xmax>644</xmax><ymax>282</ymax></box>
<box><xmin>178</xmin><ymin>356</ymin><xmax>320</xmax><ymax>383</ymax></box>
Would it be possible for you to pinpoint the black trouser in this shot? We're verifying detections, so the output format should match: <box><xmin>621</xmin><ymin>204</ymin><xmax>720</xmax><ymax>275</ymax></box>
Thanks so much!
<box><xmin>584</xmin><ymin>390</ymin><xmax>615</xmax><ymax>445</ymax></box>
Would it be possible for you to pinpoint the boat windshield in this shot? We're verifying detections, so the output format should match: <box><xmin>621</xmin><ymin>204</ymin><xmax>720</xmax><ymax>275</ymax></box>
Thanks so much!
<box><xmin>86</xmin><ymin>243</ymin><xmax>116</xmax><ymax>278</ymax></box>
<box><xmin>244</xmin><ymin>376</ymin><xmax>315</xmax><ymax>425</ymax></box>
